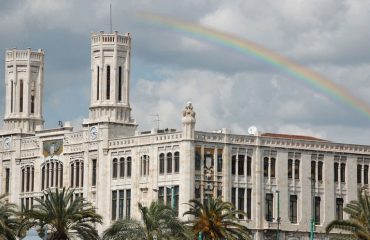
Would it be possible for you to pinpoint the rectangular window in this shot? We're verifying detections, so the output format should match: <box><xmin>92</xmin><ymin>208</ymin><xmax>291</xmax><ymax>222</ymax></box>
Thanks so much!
<box><xmin>158</xmin><ymin>187</ymin><xmax>164</xmax><ymax>203</ymax></box>
<box><xmin>311</xmin><ymin>161</ymin><xmax>316</xmax><ymax>181</ymax></box>
<box><xmin>217</xmin><ymin>188</ymin><xmax>222</xmax><ymax>198</ymax></box>
<box><xmin>270</xmin><ymin>158</ymin><xmax>276</xmax><ymax>178</ymax></box>
<box><xmin>238</xmin><ymin>188</ymin><xmax>245</xmax><ymax>219</ymax></box>
<box><xmin>247</xmin><ymin>156</ymin><xmax>252</xmax><ymax>177</ymax></box>
<box><xmin>315</xmin><ymin>197</ymin><xmax>321</xmax><ymax>225</ymax></box>
<box><xmin>31</xmin><ymin>95</ymin><xmax>35</xmax><ymax>113</ymax></box>
<box><xmin>365</xmin><ymin>165</ymin><xmax>369</xmax><ymax>184</ymax></box>
<box><xmin>126</xmin><ymin>190</ymin><xmax>131</xmax><ymax>219</ymax></box>
<box><xmin>247</xmin><ymin>189</ymin><xmax>252</xmax><ymax>219</ymax></box>
<box><xmin>106</xmin><ymin>66</ymin><xmax>110</xmax><ymax>100</ymax></box>
<box><xmin>358</xmin><ymin>164</ymin><xmax>362</xmax><ymax>184</ymax></box>
<box><xmin>217</xmin><ymin>150</ymin><xmax>223</xmax><ymax>173</ymax></box>
<box><xmin>111</xmin><ymin>191</ymin><xmax>117</xmax><ymax>220</ymax></box>
<box><xmin>195</xmin><ymin>147</ymin><xmax>201</xmax><ymax>171</ymax></box>
<box><xmin>336</xmin><ymin>198</ymin><xmax>343</xmax><ymax>220</ymax></box>
<box><xmin>341</xmin><ymin>163</ymin><xmax>346</xmax><ymax>183</ymax></box>
<box><xmin>166</xmin><ymin>187</ymin><xmax>172</xmax><ymax>207</ymax></box>
<box><xmin>289</xmin><ymin>195</ymin><xmax>298</xmax><ymax>223</ymax></box>
<box><xmin>167</xmin><ymin>154</ymin><xmax>172</xmax><ymax>174</ymax></box>
<box><xmin>120</xmin><ymin>158</ymin><xmax>125</xmax><ymax>178</ymax></box>
<box><xmin>318</xmin><ymin>161</ymin><xmax>323</xmax><ymax>181</ymax></box>
<box><xmin>118</xmin><ymin>66</ymin><xmax>122</xmax><ymax>101</ymax></box>
<box><xmin>5</xmin><ymin>168</ymin><xmax>10</xmax><ymax>193</ymax></box>
<box><xmin>264</xmin><ymin>157</ymin><xmax>269</xmax><ymax>177</ymax></box>
<box><xmin>294</xmin><ymin>160</ymin><xmax>300</xmax><ymax>180</ymax></box>
<box><xmin>119</xmin><ymin>190</ymin><xmax>124</xmax><ymax>219</ymax></box>
<box><xmin>288</xmin><ymin>159</ymin><xmax>293</xmax><ymax>179</ymax></box>
<box><xmin>238</xmin><ymin>155</ymin><xmax>244</xmax><ymax>175</ymax></box>
<box><xmin>231</xmin><ymin>188</ymin><xmax>236</xmax><ymax>207</ymax></box>
<box><xmin>232</xmin><ymin>155</ymin><xmax>236</xmax><ymax>175</ymax></box>
<box><xmin>195</xmin><ymin>187</ymin><xmax>201</xmax><ymax>200</ymax></box>
<box><xmin>97</xmin><ymin>66</ymin><xmax>99</xmax><ymax>100</ymax></box>
<box><xmin>174</xmin><ymin>186</ymin><xmax>179</xmax><ymax>214</ymax></box>
<box><xmin>334</xmin><ymin>163</ymin><xmax>339</xmax><ymax>183</ymax></box>
<box><xmin>265</xmin><ymin>193</ymin><xmax>274</xmax><ymax>222</ymax></box>
<box><xmin>92</xmin><ymin>159</ymin><xmax>97</xmax><ymax>186</ymax></box>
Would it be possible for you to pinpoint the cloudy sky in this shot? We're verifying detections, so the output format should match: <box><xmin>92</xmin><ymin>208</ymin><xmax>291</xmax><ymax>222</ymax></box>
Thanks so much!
<box><xmin>1</xmin><ymin>0</ymin><xmax>370</xmax><ymax>144</ymax></box>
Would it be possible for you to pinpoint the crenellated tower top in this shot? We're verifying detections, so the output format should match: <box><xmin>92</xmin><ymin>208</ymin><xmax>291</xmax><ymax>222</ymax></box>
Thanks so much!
<box><xmin>84</xmin><ymin>31</ymin><xmax>137</xmax><ymax>135</ymax></box>
<box><xmin>3</xmin><ymin>48</ymin><xmax>45</xmax><ymax>133</ymax></box>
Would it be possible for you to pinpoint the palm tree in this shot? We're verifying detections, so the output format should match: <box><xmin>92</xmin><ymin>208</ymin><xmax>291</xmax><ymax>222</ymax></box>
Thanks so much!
<box><xmin>103</xmin><ymin>201</ymin><xmax>191</xmax><ymax>240</ymax></box>
<box><xmin>23</xmin><ymin>187</ymin><xmax>102</xmax><ymax>240</ymax></box>
<box><xmin>0</xmin><ymin>194</ymin><xmax>20</xmax><ymax>240</ymax></box>
<box><xmin>183</xmin><ymin>197</ymin><xmax>251</xmax><ymax>240</ymax></box>
<box><xmin>326</xmin><ymin>188</ymin><xmax>370</xmax><ymax>239</ymax></box>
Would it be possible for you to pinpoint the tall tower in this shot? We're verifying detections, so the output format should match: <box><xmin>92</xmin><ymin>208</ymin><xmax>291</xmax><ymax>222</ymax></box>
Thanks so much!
<box><xmin>85</xmin><ymin>31</ymin><xmax>136</xmax><ymax>133</ymax></box>
<box><xmin>3</xmin><ymin>48</ymin><xmax>44</xmax><ymax>133</ymax></box>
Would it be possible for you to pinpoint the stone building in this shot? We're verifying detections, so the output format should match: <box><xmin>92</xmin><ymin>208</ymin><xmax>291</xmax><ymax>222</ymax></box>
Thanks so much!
<box><xmin>1</xmin><ymin>31</ymin><xmax>368</xmax><ymax>239</ymax></box>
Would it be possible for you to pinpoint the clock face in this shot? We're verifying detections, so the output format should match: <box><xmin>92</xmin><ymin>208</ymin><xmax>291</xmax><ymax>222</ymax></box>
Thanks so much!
<box><xmin>3</xmin><ymin>137</ymin><xmax>11</xmax><ymax>150</ymax></box>
<box><xmin>90</xmin><ymin>126</ymin><xmax>98</xmax><ymax>140</ymax></box>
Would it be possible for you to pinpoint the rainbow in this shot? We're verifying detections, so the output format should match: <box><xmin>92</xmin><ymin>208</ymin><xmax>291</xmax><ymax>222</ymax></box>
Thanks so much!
<box><xmin>139</xmin><ymin>12</ymin><xmax>370</xmax><ymax>119</ymax></box>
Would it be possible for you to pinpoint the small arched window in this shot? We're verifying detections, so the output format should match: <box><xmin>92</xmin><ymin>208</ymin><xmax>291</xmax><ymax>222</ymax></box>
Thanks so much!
<box><xmin>10</xmin><ymin>81</ymin><xmax>14</xmax><ymax>112</ymax></box>
<box><xmin>127</xmin><ymin>157</ymin><xmax>132</xmax><ymax>177</ymax></box>
<box><xmin>119</xmin><ymin>157</ymin><xmax>125</xmax><ymax>178</ymax></box>
<box><xmin>174</xmin><ymin>152</ymin><xmax>180</xmax><ymax>173</ymax></box>
<box><xmin>167</xmin><ymin>153</ymin><xmax>172</xmax><ymax>174</ymax></box>
<box><xmin>112</xmin><ymin>158</ymin><xmax>118</xmax><ymax>178</ymax></box>
<box><xmin>159</xmin><ymin>153</ymin><xmax>165</xmax><ymax>174</ymax></box>
<box><xmin>118</xmin><ymin>66</ymin><xmax>122</xmax><ymax>101</ymax></box>
<box><xmin>97</xmin><ymin>66</ymin><xmax>100</xmax><ymax>100</ymax></box>
<box><xmin>106</xmin><ymin>65</ymin><xmax>110</xmax><ymax>100</ymax></box>
<box><xmin>19</xmin><ymin>80</ymin><xmax>23</xmax><ymax>112</ymax></box>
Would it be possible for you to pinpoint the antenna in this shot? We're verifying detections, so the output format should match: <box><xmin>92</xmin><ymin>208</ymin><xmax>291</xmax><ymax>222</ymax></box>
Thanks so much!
<box><xmin>109</xmin><ymin>3</ymin><xmax>113</xmax><ymax>33</ymax></box>
<box><xmin>151</xmin><ymin>114</ymin><xmax>160</xmax><ymax>130</ymax></box>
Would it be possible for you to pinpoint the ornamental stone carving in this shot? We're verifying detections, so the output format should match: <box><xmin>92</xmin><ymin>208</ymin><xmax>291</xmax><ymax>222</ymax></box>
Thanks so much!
<box><xmin>182</xmin><ymin>101</ymin><xmax>195</xmax><ymax>118</ymax></box>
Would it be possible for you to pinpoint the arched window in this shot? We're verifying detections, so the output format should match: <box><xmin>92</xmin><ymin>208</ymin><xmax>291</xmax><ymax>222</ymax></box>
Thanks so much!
<box><xmin>294</xmin><ymin>159</ymin><xmax>300</xmax><ymax>180</ymax></box>
<box><xmin>120</xmin><ymin>157</ymin><xmax>125</xmax><ymax>178</ymax></box>
<box><xmin>141</xmin><ymin>155</ymin><xmax>150</xmax><ymax>176</ymax></box>
<box><xmin>97</xmin><ymin>66</ymin><xmax>100</xmax><ymax>100</ymax></box>
<box><xmin>238</xmin><ymin>155</ymin><xmax>245</xmax><ymax>175</ymax></box>
<box><xmin>31</xmin><ymin>81</ymin><xmax>35</xmax><ymax>114</ymax></box>
<box><xmin>167</xmin><ymin>153</ymin><xmax>172</xmax><ymax>174</ymax></box>
<box><xmin>159</xmin><ymin>153</ymin><xmax>165</xmax><ymax>174</ymax></box>
<box><xmin>118</xmin><ymin>66</ymin><xmax>122</xmax><ymax>101</ymax></box>
<box><xmin>19</xmin><ymin>80</ymin><xmax>23</xmax><ymax>112</ymax></box>
<box><xmin>106</xmin><ymin>65</ymin><xmax>110</xmax><ymax>100</ymax></box>
<box><xmin>126</xmin><ymin>157</ymin><xmax>132</xmax><ymax>177</ymax></box>
<box><xmin>174</xmin><ymin>152</ymin><xmax>180</xmax><ymax>173</ymax></box>
<box><xmin>21</xmin><ymin>166</ymin><xmax>34</xmax><ymax>193</ymax></box>
<box><xmin>340</xmin><ymin>163</ymin><xmax>346</xmax><ymax>183</ymax></box>
<box><xmin>112</xmin><ymin>158</ymin><xmax>118</xmax><ymax>178</ymax></box>
<box><xmin>41</xmin><ymin>160</ymin><xmax>63</xmax><ymax>190</ymax></box>
<box><xmin>11</xmin><ymin>81</ymin><xmax>14</xmax><ymax>112</ymax></box>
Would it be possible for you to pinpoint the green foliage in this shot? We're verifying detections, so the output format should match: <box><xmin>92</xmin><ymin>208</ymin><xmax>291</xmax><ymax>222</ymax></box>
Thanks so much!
<box><xmin>183</xmin><ymin>197</ymin><xmax>251</xmax><ymax>240</ymax></box>
<box><xmin>22</xmin><ymin>187</ymin><xmax>102</xmax><ymax>240</ymax></box>
<box><xmin>326</xmin><ymin>188</ymin><xmax>370</xmax><ymax>240</ymax></box>
<box><xmin>103</xmin><ymin>201</ymin><xmax>191</xmax><ymax>240</ymax></box>
<box><xmin>0</xmin><ymin>194</ymin><xmax>20</xmax><ymax>240</ymax></box>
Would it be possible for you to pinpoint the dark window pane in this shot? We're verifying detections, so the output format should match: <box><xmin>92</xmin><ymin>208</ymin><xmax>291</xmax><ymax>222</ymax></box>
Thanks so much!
<box><xmin>288</xmin><ymin>159</ymin><xmax>293</xmax><ymax>179</ymax></box>
<box><xmin>294</xmin><ymin>160</ymin><xmax>300</xmax><ymax>180</ymax></box>
<box><xmin>318</xmin><ymin>161</ymin><xmax>323</xmax><ymax>181</ymax></box>
<box><xmin>265</xmin><ymin>193</ymin><xmax>274</xmax><ymax>222</ymax></box>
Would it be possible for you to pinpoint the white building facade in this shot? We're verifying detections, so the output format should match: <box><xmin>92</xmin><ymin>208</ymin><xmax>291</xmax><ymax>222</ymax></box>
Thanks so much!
<box><xmin>0</xmin><ymin>31</ymin><xmax>369</xmax><ymax>239</ymax></box>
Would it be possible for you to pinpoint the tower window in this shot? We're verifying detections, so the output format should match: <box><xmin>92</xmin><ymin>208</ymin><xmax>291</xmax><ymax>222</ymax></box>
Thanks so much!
<box><xmin>11</xmin><ymin>81</ymin><xmax>14</xmax><ymax>112</ymax></box>
<box><xmin>97</xmin><ymin>66</ymin><xmax>100</xmax><ymax>100</ymax></box>
<box><xmin>118</xmin><ymin>66</ymin><xmax>122</xmax><ymax>101</ymax></box>
<box><xmin>265</xmin><ymin>193</ymin><xmax>273</xmax><ymax>222</ymax></box>
<box><xmin>106</xmin><ymin>65</ymin><xmax>110</xmax><ymax>100</ymax></box>
<box><xmin>288</xmin><ymin>159</ymin><xmax>293</xmax><ymax>179</ymax></box>
<box><xmin>294</xmin><ymin>159</ymin><xmax>300</xmax><ymax>180</ymax></box>
<box><xmin>31</xmin><ymin>81</ymin><xmax>35</xmax><ymax>114</ymax></box>
<box><xmin>174</xmin><ymin>151</ymin><xmax>180</xmax><ymax>173</ymax></box>
<box><xmin>92</xmin><ymin>159</ymin><xmax>97</xmax><ymax>186</ymax></box>
<box><xmin>336</xmin><ymin>198</ymin><xmax>343</xmax><ymax>220</ymax></box>
<box><xmin>5</xmin><ymin>168</ymin><xmax>10</xmax><ymax>193</ymax></box>
<box><xmin>167</xmin><ymin>153</ymin><xmax>172</xmax><ymax>174</ymax></box>
<box><xmin>112</xmin><ymin>158</ymin><xmax>118</xmax><ymax>178</ymax></box>
<box><xmin>19</xmin><ymin>80</ymin><xmax>23</xmax><ymax>112</ymax></box>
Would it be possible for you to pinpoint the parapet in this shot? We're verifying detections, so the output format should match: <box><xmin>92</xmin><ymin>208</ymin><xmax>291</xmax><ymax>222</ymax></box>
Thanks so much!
<box><xmin>5</xmin><ymin>48</ymin><xmax>44</xmax><ymax>62</ymax></box>
<box><xmin>91</xmin><ymin>31</ymin><xmax>131</xmax><ymax>46</ymax></box>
